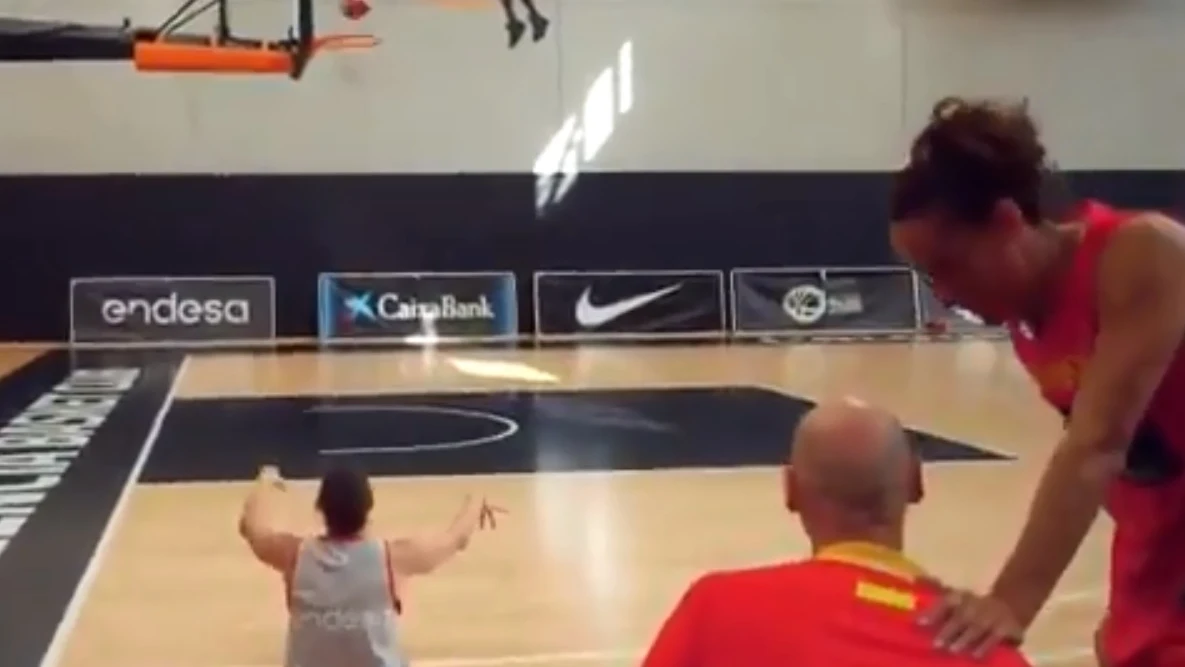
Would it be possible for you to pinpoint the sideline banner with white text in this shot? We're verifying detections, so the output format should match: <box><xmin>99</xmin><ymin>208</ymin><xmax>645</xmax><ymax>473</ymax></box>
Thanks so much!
<box><xmin>533</xmin><ymin>270</ymin><xmax>726</xmax><ymax>340</ymax></box>
<box><xmin>731</xmin><ymin>267</ymin><xmax>917</xmax><ymax>338</ymax></box>
<box><xmin>318</xmin><ymin>272</ymin><xmax>518</xmax><ymax>344</ymax></box>
<box><xmin>70</xmin><ymin>275</ymin><xmax>275</xmax><ymax>346</ymax></box>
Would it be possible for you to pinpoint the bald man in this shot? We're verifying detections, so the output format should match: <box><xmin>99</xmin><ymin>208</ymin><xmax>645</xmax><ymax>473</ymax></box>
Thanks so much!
<box><xmin>641</xmin><ymin>398</ymin><xmax>1031</xmax><ymax>667</ymax></box>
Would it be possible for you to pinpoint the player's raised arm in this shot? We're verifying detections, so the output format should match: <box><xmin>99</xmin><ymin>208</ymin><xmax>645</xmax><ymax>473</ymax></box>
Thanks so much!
<box><xmin>238</xmin><ymin>465</ymin><xmax>300</xmax><ymax>572</ymax></box>
<box><xmin>988</xmin><ymin>214</ymin><xmax>1185</xmax><ymax>622</ymax></box>
<box><xmin>387</xmin><ymin>494</ymin><xmax>503</xmax><ymax>576</ymax></box>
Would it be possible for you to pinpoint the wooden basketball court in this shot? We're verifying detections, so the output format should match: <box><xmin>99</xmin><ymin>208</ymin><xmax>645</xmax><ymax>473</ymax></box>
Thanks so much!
<box><xmin>8</xmin><ymin>342</ymin><xmax>1106</xmax><ymax>667</ymax></box>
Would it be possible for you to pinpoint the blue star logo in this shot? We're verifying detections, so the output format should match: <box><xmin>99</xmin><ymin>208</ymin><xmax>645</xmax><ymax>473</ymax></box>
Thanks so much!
<box><xmin>342</xmin><ymin>291</ymin><xmax>377</xmax><ymax>323</ymax></box>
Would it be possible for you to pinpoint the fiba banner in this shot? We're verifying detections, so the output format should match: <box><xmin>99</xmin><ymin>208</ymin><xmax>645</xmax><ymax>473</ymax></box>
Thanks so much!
<box><xmin>318</xmin><ymin>272</ymin><xmax>518</xmax><ymax>343</ymax></box>
<box><xmin>69</xmin><ymin>275</ymin><xmax>275</xmax><ymax>346</ymax></box>
<box><xmin>730</xmin><ymin>267</ymin><xmax>918</xmax><ymax>338</ymax></box>
<box><xmin>533</xmin><ymin>270</ymin><xmax>726</xmax><ymax>340</ymax></box>
<box><xmin>917</xmin><ymin>279</ymin><xmax>1007</xmax><ymax>339</ymax></box>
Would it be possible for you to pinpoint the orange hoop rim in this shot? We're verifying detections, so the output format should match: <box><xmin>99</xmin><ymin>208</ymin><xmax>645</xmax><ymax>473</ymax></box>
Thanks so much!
<box><xmin>312</xmin><ymin>33</ymin><xmax>381</xmax><ymax>52</ymax></box>
<box><xmin>132</xmin><ymin>32</ymin><xmax>380</xmax><ymax>75</ymax></box>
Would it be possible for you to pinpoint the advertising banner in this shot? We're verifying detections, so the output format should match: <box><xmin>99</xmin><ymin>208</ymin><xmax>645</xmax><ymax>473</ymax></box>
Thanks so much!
<box><xmin>533</xmin><ymin>270</ymin><xmax>726</xmax><ymax>340</ymax></box>
<box><xmin>69</xmin><ymin>275</ymin><xmax>275</xmax><ymax>346</ymax></box>
<box><xmin>731</xmin><ymin>267</ymin><xmax>917</xmax><ymax>338</ymax></box>
<box><xmin>318</xmin><ymin>272</ymin><xmax>518</xmax><ymax>343</ymax></box>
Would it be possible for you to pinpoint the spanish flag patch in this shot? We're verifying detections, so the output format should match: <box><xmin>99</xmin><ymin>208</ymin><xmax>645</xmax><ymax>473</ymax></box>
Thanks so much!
<box><xmin>855</xmin><ymin>580</ymin><xmax>917</xmax><ymax>611</ymax></box>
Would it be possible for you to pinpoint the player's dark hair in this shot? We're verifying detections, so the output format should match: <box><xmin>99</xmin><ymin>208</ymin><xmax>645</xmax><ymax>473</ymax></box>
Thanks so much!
<box><xmin>890</xmin><ymin>96</ymin><xmax>1048</xmax><ymax>226</ymax></box>
<box><xmin>316</xmin><ymin>466</ymin><xmax>373</xmax><ymax>538</ymax></box>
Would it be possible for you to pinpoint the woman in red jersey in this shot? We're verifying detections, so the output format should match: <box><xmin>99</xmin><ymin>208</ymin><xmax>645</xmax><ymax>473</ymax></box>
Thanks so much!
<box><xmin>887</xmin><ymin>97</ymin><xmax>1185</xmax><ymax>667</ymax></box>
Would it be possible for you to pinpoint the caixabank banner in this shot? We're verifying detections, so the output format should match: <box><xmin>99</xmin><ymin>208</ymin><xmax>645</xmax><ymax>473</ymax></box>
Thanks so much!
<box><xmin>69</xmin><ymin>275</ymin><xmax>275</xmax><ymax>346</ymax></box>
<box><xmin>318</xmin><ymin>272</ymin><xmax>518</xmax><ymax>343</ymax></box>
<box><xmin>731</xmin><ymin>267</ymin><xmax>918</xmax><ymax>337</ymax></box>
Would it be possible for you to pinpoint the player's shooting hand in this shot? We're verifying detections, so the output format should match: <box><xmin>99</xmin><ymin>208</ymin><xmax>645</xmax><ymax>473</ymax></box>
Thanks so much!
<box><xmin>452</xmin><ymin>495</ymin><xmax>506</xmax><ymax>550</ymax></box>
<box><xmin>478</xmin><ymin>498</ymin><xmax>507</xmax><ymax>530</ymax></box>
<box><xmin>917</xmin><ymin>577</ymin><xmax>1024</xmax><ymax>659</ymax></box>
<box><xmin>257</xmin><ymin>465</ymin><xmax>286</xmax><ymax>490</ymax></box>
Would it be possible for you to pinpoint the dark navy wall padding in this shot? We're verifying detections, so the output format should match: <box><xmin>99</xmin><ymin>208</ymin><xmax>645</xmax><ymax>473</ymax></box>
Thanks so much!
<box><xmin>0</xmin><ymin>170</ymin><xmax>1181</xmax><ymax>341</ymax></box>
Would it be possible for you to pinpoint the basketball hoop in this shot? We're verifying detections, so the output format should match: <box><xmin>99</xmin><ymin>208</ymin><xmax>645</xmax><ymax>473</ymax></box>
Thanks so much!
<box><xmin>132</xmin><ymin>0</ymin><xmax>379</xmax><ymax>79</ymax></box>
<box><xmin>0</xmin><ymin>0</ymin><xmax>379</xmax><ymax>80</ymax></box>
<box><xmin>132</xmin><ymin>33</ymin><xmax>380</xmax><ymax>77</ymax></box>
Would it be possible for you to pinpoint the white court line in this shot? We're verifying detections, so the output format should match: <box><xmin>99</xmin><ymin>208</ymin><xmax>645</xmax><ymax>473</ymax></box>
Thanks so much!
<box><xmin>1029</xmin><ymin>646</ymin><xmax>1095</xmax><ymax>664</ymax></box>
<box><xmin>308</xmin><ymin>403</ymin><xmax>520</xmax><ymax>455</ymax></box>
<box><xmin>38</xmin><ymin>355</ymin><xmax>190</xmax><ymax>667</ymax></box>
<box><xmin>185</xmin><ymin>378</ymin><xmax>1020</xmax><ymax>462</ymax></box>
<box><xmin>1050</xmin><ymin>588</ymin><xmax>1105</xmax><ymax>605</ymax></box>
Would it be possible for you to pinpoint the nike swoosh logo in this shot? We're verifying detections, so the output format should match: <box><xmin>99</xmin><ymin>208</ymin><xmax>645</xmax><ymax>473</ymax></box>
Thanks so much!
<box><xmin>575</xmin><ymin>283</ymin><xmax>683</xmax><ymax>328</ymax></box>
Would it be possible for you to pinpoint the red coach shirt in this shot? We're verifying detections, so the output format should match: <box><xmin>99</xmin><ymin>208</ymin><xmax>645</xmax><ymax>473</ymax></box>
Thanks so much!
<box><xmin>642</xmin><ymin>542</ymin><xmax>1032</xmax><ymax>667</ymax></box>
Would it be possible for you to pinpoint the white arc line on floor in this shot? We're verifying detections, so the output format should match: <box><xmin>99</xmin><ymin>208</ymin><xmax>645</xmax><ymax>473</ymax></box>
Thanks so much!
<box><xmin>307</xmin><ymin>403</ymin><xmax>519</xmax><ymax>455</ymax></box>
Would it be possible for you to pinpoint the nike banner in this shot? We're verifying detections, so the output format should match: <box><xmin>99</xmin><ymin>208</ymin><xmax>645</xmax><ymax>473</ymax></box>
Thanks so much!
<box><xmin>533</xmin><ymin>270</ymin><xmax>726</xmax><ymax>339</ymax></box>
<box><xmin>318</xmin><ymin>272</ymin><xmax>518</xmax><ymax>343</ymax></box>
<box><xmin>917</xmin><ymin>280</ymin><xmax>1007</xmax><ymax>338</ymax></box>
<box><xmin>69</xmin><ymin>275</ymin><xmax>275</xmax><ymax>346</ymax></box>
<box><xmin>731</xmin><ymin>268</ymin><xmax>918</xmax><ymax>336</ymax></box>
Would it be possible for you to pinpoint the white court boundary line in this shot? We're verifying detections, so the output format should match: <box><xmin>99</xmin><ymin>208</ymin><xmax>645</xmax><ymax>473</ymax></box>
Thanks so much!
<box><xmin>38</xmin><ymin>355</ymin><xmax>190</xmax><ymax>667</ymax></box>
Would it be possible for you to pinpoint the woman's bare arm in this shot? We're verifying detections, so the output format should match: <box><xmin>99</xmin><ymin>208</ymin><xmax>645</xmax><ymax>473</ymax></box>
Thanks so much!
<box><xmin>386</xmin><ymin>495</ymin><xmax>488</xmax><ymax>576</ymax></box>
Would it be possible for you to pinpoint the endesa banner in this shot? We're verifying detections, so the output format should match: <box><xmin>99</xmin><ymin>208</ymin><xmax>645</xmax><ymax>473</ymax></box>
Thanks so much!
<box><xmin>69</xmin><ymin>275</ymin><xmax>275</xmax><ymax>346</ymax></box>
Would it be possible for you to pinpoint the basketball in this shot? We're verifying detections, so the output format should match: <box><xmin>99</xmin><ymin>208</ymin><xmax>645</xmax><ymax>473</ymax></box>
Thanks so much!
<box><xmin>340</xmin><ymin>0</ymin><xmax>370</xmax><ymax>20</ymax></box>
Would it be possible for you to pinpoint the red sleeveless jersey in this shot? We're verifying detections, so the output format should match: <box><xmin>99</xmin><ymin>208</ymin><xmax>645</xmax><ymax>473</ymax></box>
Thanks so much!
<box><xmin>1008</xmin><ymin>200</ymin><xmax>1185</xmax><ymax>666</ymax></box>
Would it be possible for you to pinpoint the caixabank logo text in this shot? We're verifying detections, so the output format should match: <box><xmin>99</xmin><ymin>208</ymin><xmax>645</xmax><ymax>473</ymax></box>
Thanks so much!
<box><xmin>318</xmin><ymin>273</ymin><xmax>517</xmax><ymax>341</ymax></box>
